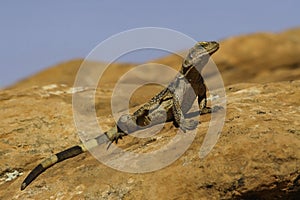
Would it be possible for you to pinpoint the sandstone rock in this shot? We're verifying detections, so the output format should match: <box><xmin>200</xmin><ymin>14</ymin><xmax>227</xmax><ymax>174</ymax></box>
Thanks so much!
<box><xmin>0</xmin><ymin>80</ymin><xmax>299</xmax><ymax>199</ymax></box>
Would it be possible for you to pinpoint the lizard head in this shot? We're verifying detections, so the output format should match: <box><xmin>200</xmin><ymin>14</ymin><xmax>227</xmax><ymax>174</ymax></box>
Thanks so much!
<box><xmin>181</xmin><ymin>41</ymin><xmax>219</xmax><ymax>75</ymax></box>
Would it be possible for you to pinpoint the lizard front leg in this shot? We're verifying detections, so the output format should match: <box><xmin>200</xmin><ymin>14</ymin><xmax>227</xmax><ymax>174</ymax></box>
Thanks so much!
<box><xmin>198</xmin><ymin>94</ymin><xmax>212</xmax><ymax>114</ymax></box>
<box><xmin>172</xmin><ymin>93</ymin><xmax>198</xmax><ymax>132</ymax></box>
<box><xmin>198</xmin><ymin>94</ymin><xmax>223</xmax><ymax>114</ymax></box>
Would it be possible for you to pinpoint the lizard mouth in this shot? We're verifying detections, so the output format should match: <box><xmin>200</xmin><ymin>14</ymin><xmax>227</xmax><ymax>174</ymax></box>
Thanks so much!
<box><xmin>208</xmin><ymin>42</ymin><xmax>219</xmax><ymax>55</ymax></box>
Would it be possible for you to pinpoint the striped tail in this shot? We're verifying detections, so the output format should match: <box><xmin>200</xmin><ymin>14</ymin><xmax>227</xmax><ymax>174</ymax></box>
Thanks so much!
<box><xmin>20</xmin><ymin>144</ymin><xmax>86</xmax><ymax>190</ymax></box>
<box><xmin>20</xmin><ymin>132</ymin><xmax>112</xmax><ymax>190</ymax></box>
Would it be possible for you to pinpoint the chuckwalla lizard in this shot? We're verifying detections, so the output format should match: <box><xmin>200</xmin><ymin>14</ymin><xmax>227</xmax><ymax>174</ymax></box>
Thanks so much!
<box><xmin>21</xmin><ymin>41</ymin><xmax>219</xmax><ymax>190</ymax></box>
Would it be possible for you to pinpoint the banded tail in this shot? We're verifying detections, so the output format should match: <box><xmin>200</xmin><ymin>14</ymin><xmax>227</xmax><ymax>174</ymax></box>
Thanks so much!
<box><xmin>21</xmin><ymin>133</ymin><xmax>110</xmax><ymax>190</ymax></box>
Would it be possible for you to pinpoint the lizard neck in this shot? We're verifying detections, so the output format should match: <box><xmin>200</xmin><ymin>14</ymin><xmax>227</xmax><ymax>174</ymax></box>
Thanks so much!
<box><xmin>184</xmin><ymin>66</ymin><xmax>204</xmax><ymax>84</ymax></box>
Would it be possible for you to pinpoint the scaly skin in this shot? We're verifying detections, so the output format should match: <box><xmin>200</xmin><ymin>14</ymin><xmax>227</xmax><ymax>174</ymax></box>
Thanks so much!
<box><xmin>21</xmin><ymin>41</ymin><xmax>220</xmax><ymax>190</ymax></box>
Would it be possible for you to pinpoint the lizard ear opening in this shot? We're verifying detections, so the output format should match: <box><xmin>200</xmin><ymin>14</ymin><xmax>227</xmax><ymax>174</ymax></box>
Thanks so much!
<box><xmin>181</xmin><ymin>59</ymin><xmax>193</xmax><ymax>75</ymax></box>
<box><xmin>183</xmin><ymin>57</ymin><xmax>192</xmax><ymax>68</ymax></box>
<box><xmin>183</xmin><ymin>59</ymin><xmax>189</xmax><ymax>67</ymax></box>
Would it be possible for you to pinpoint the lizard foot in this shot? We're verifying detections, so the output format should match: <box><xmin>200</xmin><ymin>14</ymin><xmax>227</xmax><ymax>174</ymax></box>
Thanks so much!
<box><xmin>201</xmin><ymin>106</ymin><xmax>223</xmax><ymax>114</ymax></box>
<box><xmin>112</xmin><ymin>132</ymin><xmax>127</xmax><ymax>143</ymax></box>
<box><xmin>105</xmin><ymin>131</ymin><xmax>127</xmax><ymax>149</ymax></box>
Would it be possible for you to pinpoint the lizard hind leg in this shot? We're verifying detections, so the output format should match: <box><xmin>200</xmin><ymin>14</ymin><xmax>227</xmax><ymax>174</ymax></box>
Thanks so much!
<box><xmin>117</xmin><ymin>114</ymin><xmax>138</xmax><ymax>134</ymax></box>
<box><xmin>105</xmin><ymin>114</ymin><xmax>138</xmax><ymax>146</ymax></box>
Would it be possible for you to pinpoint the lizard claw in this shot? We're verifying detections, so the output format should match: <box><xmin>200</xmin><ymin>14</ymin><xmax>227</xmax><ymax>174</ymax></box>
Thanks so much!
<box><xmin>200</xmin><ymin>106</ymin><xmax>223</xmax><ymax>114</ymax></box>
<box><xmin>105</xmin><ymin>132</ymin><xmax>127</xmax><ymax>149</ymax></box>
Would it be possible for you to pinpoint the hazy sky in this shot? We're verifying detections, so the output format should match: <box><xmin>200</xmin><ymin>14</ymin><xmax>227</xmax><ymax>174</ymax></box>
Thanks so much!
<box><xmin>0</xmin><ymin>1</ymin><xmax>299</xmax><ymax>88</ymax></box>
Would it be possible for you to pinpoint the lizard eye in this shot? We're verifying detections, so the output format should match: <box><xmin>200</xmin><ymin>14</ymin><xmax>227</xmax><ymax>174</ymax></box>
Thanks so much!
<box><xmin>198</xmin><ymin>42</ymin><xmax>208</xmax><ymax>48</ymax></box>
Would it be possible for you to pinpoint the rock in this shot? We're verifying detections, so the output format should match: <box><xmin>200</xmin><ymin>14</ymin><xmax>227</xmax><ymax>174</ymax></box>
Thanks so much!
<box><xmin>0</xmin><ymin>80</ymin><xmax>299</xmax><ymax>199</ymax></box>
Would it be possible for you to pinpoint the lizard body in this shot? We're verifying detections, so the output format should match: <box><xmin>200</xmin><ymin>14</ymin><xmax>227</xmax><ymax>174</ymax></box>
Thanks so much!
<box><xmin>21</xmin><ymin>41</ymin><xmax>219</xmax><ymax>190</ymax></box>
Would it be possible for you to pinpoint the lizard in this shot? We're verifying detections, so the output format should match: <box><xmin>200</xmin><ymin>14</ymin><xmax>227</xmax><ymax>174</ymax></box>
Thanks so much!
<box><xmin>20</xmin><ymin>41</ymin><xmax>219</xmax><ymax>190</ymax></box>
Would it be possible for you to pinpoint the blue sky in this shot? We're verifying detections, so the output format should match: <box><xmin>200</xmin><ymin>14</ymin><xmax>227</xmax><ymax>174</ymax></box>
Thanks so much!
<box><xmin>0</xmin><ymin>0</ymin><xmax>299</xmax><ymax>88</ymax></box>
